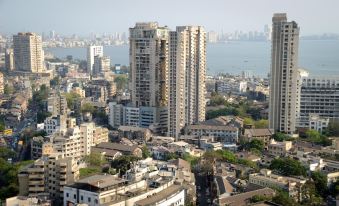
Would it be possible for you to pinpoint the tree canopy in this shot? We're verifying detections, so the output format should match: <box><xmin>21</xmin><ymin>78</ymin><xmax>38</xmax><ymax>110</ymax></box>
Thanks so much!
<box><xmin>269</xmin><ymin>157</ymin><xmax>307</xmax><ymax>177</ymax></box>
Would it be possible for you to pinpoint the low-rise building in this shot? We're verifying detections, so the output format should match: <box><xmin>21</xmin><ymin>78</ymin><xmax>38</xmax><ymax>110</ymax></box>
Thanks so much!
<box><xmin>18</xmin><ymin>153</ymin><xmax>79</xmax><ymax>202</ymax></box>
<box><xmin>118</xmin><ymin>125</ymin><xmax>152</xmax><ymax>142</ymax></box>
<box><xmin>249</xmin><ymin>169</ymin><xmax>306</xmax><ymax>200</ymax></box>
<box><xmin>216</xmin><ymin>187</ymin><xmax>275</xmax><ymax>206</ymax></box>
<box><xmin>63</xmin><ymin>174</ymin><xmax>182</xmax><ymax>206</ymax></box>
<box><xmin>268</xmin><ymin>139</ymin><xmax>292</xmax><ymax>156</ymax></box>
<box><xmin>185</xmin><ymin>124</ymin><xmax>238</xmax><ymax>144</ymax></box>
<box><xmin>92</xmin><ymin>142</ymin><xmax>142</xmax><ymax>158</ymax></box>
<box><xmin>309</xmin><ymin>114</ymin><xmax>330</xmax><ymax>133</ymax></box>
<box><xmin>243</xmin><ymin>128</ymin><xmax>274</xmax><ymax>147</ymax></box>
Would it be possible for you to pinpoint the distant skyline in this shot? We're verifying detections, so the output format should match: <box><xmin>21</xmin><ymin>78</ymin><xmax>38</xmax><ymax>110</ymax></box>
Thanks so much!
<box><xmin>1</xmin><ymin>0</ymin><xmax>339</xmax><ymax>35</ymax></box>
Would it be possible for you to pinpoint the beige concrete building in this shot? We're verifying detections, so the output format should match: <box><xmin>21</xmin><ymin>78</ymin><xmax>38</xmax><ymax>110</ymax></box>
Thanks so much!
<box><xmin>47</xmin><ymin>93</ymin><xmax>68</xmax><ymax>116</ymax></box>
<box><xmin>37</xmin><ymin>122</ymin><xmax>109</xmax><ymax>159</ymax></box>
<box><xmin>5</xmin><ymin>48</ymin><xmax>15</xmax><ymax>71</ymax></box>
<box><xmin>18</xmin><ymin>153</ymin><xmax>79</xmax><ymax>202</ymax></box>
<box><xmin>268</xmin><ymin>139</ymin><xmax>292</xmax><ymax>157</ymax></box>
<box><xmin>0</xmin><ymin>72</ymin><xmax>4</xmax><ymax>95</ymax></box>
<box><xmin>129</xmin><ymin>22</ymin><xmax>169</xmax><ymax>108</ymax></box>
<box><xmin>168</xmin><ymin>26</ymin><xmax>206</xmax><ymax>139</ymax></box>
<box><xmin>269</xmin><ymin>14</ymin><xmax>300</xmax><ymax>134</ymax></box>
<box><xmin>93</xmin><ymin>55</ymin><xmax>110</xmax><ymax>75</ymax></box>
<box><xmin>249</xmin><ymin>169</ymin><xmax>306</xmax><ymax>200</ymax></box>
<box><xmin>13</xmin><ymin>32</ymin><xmax>44</xmax><ymax>73</ymax></box>
<box><xmin>243</xmin><ymin>128</ymin><xmax>274</xmax><ymax>147</ymax></box>
<box><xmin>129</xmin><ymin>22</ymin><xmax>170</xmax><ymax>135</ymax></box>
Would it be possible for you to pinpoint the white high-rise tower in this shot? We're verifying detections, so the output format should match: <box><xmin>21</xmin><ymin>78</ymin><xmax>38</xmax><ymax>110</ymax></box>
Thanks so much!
<box><xmin>168</xmin><ymin>26</ymin><xmax>206</xmax><ymax>139</ymax></box>
<box><xmin>87</xmin><ymin>45</ymin><xmax>103</xmax><ymax>74</ymax></box>
<box><xmin>269</xmin><ymin>13</ymin><xmax>300</xmax><ymax>134</ymax></box>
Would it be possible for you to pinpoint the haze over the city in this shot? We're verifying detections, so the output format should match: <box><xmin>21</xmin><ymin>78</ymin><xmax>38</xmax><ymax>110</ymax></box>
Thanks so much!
<box><xmin>1</xmin><ymin>0</ymin><xmax>339</xmax><ymax>35</ymax></box>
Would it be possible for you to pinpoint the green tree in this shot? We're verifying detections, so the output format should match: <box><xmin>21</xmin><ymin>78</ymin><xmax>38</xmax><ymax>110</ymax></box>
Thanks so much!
<box><xmin>81</xmin><ymin>102</ymin><xmax>95</xmax><ymax>114</ymax></box>
<box><xmin>0</xmin><ymin>147</ymin><xmax>16</xmax><ymax>160</ymax></box>
<box><xmin>327</xmin><ymin>120</ymin><xmax>339</xmax><ymax>136</ymax></box>
<box><xmin>329</xmin><ymin>179</ymin><xmax>339</xmax><ymax>196</ymax></box>
<box><xmin>272</xmin><ymin>132</ymin><xmax>290</xmax><ymax>142</ymax></box>
<box><xmin>209</xmin><ymin>94</ymin><xmax>227</xmax><ymax>106</ymax></box>
<box><xmin>37</xmin><ymin>111</ymin><xmax>52</xmax><ymax>123</ymax></box>
<box><xmin>4</xmin><ymin>84</ymin><xmax>14</xmax><ymax>95</ymax></box>
<box><xmin>165</xmin><ymin>152</ymin><xmax>179</xmax><ymax>161</ymax></box>
<box><xmin>141</xmin><ymin>145</ymin><xmax>151</xmax><ymax>159</ymax></box>
<box><xmin>311</xmin><ymin>171</ymin><xmax>328</xmax><ymax>197</ymax></box>
<box><xmin>300</xmin><ymin>180</ymin><xmax>324</xmax><ymax>206</ymax></box>
<box><xmin>65</xmin><ymin>92</ymin><xmax>81</xmax><ymax>109</ymax></box>
<box><xmin>306</xmin><ymin>129</ymin><xmax>321</xmax><ymax>141</ymax></box>
<box><xmin>215</xmin><ymin>149</ymin><xmax>237</xmax><ymax>163</ymax></box>
<box><xmin>114</xmin><ymin>75</ymin><xmax>128</xmax><ymax>91</ymax></box>
<box><xmin>243</xmin><ymin>117</ymin><xmax>254</xmax><ymax>125</ymax></box>
<box><xmin>243</xmin><ymin>139</ymin><xmax>264</xmax><ymax>152</ymax></box>
<box><xmin>205</xmin><ymin>107</ymin><xmax>238</xmax><ymax>119</ymax></box>
<box><xmin>269</xmin><ymin>157</ymin><xmax>307</xmax><ymax>177</ymax></box>
<box><xmin>111</xmin><ymin>155</ymin><xmax>140</xmax><ymax>176</ymax></box>
<box><xmin>272</xmin><ymin>190</ymin><xmax>299</xmax><ymax>206</ymax></box>
<box><xmin>182</xmin><ymin>153</ymin><xmax>200</xmax><ymax>168</ymax></box>
<box><xmin>84</xmin><ymin>152</ymin><xmax>106</xmax><ymax>167</ymax></box>
<box><xmin>0</xmin><ymin>116</ymin><xmax>5</xmax><ymax>132</ymax></box>
<box><xmin>254</xmin><ymin>119</ymin><xmax>269</xmax><ymax>128</ymax></box>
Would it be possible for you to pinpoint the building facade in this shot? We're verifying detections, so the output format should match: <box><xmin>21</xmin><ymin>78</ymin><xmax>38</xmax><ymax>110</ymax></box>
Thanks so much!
<box><xmin>129</xmin><ymin>22</ymin><xmax>169</xmax><ymax>135</ymax></box>
<box><xmin>18</xmin><ymin>153</ymin><xmax>79</xmax><ymax>202</ymax></box>
<box><xmin>87</xmin><ymin>45</ymin><xmax>103</xmax><ymax>74</ymax></box>
<box><xmin>93</xmin><ymin>55</ymin><xmax>110</xmax><ymax>75</ymax></box>
<box><xmin>13</xmin><ymin>32</ymin><xmax>44</xmax><ymax>73</ymax></box>
<box><xmin>168</xmin><ymin>26</ymin><xmax>206</xmax><ymax>139</ymax></box>
<box><xmin>5</xmin><ymin>48</ymin><xmax>15</xmax><ymax>71</ymax></box>
<box><xmin>298</xmin><ymin>76</ymin><xmax>339</xmax><ymax>128</ymax></box>
<box><xmin>0</xmin><ymin>72</ymin><xmax>3</xmax><ymax>95</ymax></box>
<box><xmin>269</xmin><ymin>14</ymin><xmax>300</xmax><ymax>134</ymax></box>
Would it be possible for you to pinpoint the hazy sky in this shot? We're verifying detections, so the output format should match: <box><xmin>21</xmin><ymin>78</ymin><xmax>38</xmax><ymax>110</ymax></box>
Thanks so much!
<box><xmin>1</xmin><ymin>0</ymin><xmax>339</xmax><ymax>36</ymax></box>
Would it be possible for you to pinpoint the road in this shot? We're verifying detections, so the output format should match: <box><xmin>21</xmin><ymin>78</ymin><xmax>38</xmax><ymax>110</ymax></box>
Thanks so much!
<box><xmin>195</xmin><ymin>173</ymin><xmax>214</xmax><ymax>206</ymax></box>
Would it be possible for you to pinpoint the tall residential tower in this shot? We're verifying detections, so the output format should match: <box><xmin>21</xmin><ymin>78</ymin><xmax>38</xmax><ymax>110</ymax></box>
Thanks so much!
<box><xmin>168</xmin><ymin>26</ymin><xmax>206</xmax><ymax>139</ymax></box>
<box><xmin>269</xmin><ymin>13</ymin><xmax>300</xmax><ymax>134</ymax></box>
<box><xmin>129</xmin><ymin>22</ymin><xmax>169</xmax><ymax>135</ymax></box>
<box><xmin>13</xmin><ymin>32</ymin><xmax>44</xmax><ymax>73</ymax></box>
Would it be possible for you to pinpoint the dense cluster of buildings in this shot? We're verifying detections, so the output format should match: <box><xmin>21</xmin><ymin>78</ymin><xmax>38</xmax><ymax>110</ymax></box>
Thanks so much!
<box><xmin>0</xmin><ymin>12</ymin><xmax>338</xmax><ymax>206</ymax></box>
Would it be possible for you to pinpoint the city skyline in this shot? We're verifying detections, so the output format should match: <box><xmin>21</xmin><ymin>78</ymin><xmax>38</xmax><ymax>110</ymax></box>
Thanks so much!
<box><xmin>1</xmin><ymin>0</ymin><xmax>339</xmax><ymax>35</ymax></box>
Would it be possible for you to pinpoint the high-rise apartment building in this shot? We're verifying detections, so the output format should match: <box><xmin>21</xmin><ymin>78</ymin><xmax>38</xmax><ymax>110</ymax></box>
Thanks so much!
<box><xmin>5</xmin><ymin>48</ymin><xmax>15</xmax><ymax>71</ymax></box>
<box><xmin>168</xmin><ymin>26</ymin><xmax>206</xmax><ymax>138</ymax></box>
<box><xmin>129</xmin><ymin>22</ymin><xmax>169</xmax><ymax>135</ymax></box>
<box><xmin>93</xmin><ymin>55</ymin><xmax>110</xmax><ymax>75</ymax></box>
<box><xmin>87</xmin><ymin>45</ymin><xmax>103</xmax><ymax>74</ymax></box>
<box><xmin>0</xmin><ymin>72</ymin><xmax>4</xmax><ymax>95</ymax></box>
<box><xmin>298</xmin><ymin>76</ymin><xmax>339</xmax><ymax>127</ymax></box>
<box><xmin>129</xmin><ymin>22</ymin><xmax>169</xmax><ymax>108</ymax></box>
<box><xmin>269</xmin><ymin>13</ymin><xmax>300</xmax><ymax>134</ymax></box>
<box><xmin>13</xmin><ymin>32</ymin><xmax>44</xmax><ymax>73</ymax></box>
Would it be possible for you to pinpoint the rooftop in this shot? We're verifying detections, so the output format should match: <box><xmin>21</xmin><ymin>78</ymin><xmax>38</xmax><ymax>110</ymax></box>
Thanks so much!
<box><xmin>134</xmin><ymin>185</ymin><xmax>183</xmax><ymax>206</ymax></box>
<box><xmin>187</xmin><ymin>124</ymin><xmax>238</xmax><ymax>131</ymax></box>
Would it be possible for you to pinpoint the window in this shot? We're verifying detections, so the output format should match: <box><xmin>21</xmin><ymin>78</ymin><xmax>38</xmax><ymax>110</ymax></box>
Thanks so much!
<box><xmin>81</xmin><ymin>196</ymin><xmax>83</xmax><ymax>201</ymax></box>
<box><xmin>66</xmin><ymin>193</ymin><xmax>69</xmax><ymax>198</ymax></box>
<box><xmin>74</xmin><ymin>194</ymin><xmax>76</xmax><ymax>199</ymax></box>
<box><xmin>88</xmin><ymin>197</ymin><xmax>91</xmax><ymax>202</ymax></box>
